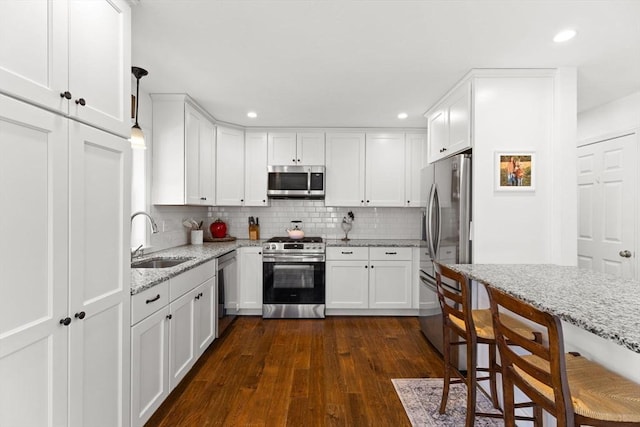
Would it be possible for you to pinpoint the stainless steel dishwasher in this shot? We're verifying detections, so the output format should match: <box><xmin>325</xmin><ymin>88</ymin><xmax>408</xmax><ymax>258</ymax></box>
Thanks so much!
<box><xmin>217</xmin><ymin>250</ymin><xmax>237</xmax><ymax>337</ymax></box>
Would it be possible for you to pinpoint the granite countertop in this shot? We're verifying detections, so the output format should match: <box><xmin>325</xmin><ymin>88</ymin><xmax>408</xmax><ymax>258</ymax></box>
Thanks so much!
<box><xmin>130</xmin><ymin>239</ymin><xmax>264</xmax><ymax>295</ymax></box>
<box><xmin>445</xmin><ymin>264</ymin><xmax>640</xmax><ymax>354</ymax></box>
<box><xmin>325</xmin><ymin>239</ymin><xmax>424</xmax><ymax>247</ymax></box>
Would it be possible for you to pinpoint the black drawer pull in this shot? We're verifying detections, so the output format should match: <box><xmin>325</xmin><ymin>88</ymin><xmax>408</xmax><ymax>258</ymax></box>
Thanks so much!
<box><xmin>145</xmin><ymin>294</ymin><xmax>161</xmax><ymax>304</ymax></box>
<box><xmin>341</xmin><ymin>251</ymin><xmax>353</xmax><ymax>255</ymax></box>
<box><xmin>385</xmin><ymin>252</ymin><xmax>397</xmax><ymax>255</ymax></box>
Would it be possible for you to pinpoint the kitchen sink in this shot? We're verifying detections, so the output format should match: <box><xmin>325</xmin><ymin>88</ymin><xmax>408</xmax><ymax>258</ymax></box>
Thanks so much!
<box><xmin>131</xmin><ymin>257</ymin><xmax>194</xmax><ymax>269</ymax></box>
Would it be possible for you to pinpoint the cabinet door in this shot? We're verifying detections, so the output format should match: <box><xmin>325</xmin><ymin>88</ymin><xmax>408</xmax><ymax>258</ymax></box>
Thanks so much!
<box><xmin>168</xmin><ymin>288</ymin><xmax>197</xmax><ymax>391</ymax></box>
<box><xmin>68</xmin><ymin>122</ymin><xmax>131</xmax><ymax>427</ymax></box>
<box><xmin>268</xmin><ymin>132</ymin><xmax>297</xmax><ymax>165</ymax></box>
<box><xmin>405</xmin><ymin>133</ymin><xmax>427</xmax><ymax>207</ymax></box>
<box><xmin>446</xmin><ymin>80</ymin><xmax>471</xmax><ymax>155</ymax></box>
<box><xmin>239</xmin><ymin>247</ymin><xmax>263</xmax><ymax>310</ymax></box>
<box><xmin>427</xmin><ymin>108</ymin><xmax>447</xmax><ymax>163</ymax></box>
<box><xmin>365</xmin><ymin>133</ymin><xmax>406</xmax><ymax>207</ymax></box>
<box><xmin>0</xmin><ymin>96</ymin><xmax>69</xmax><ymax>427</ymax></box>
<box><xmin>68</xmin><ymin>0</ymin><xmax>131</xmax><ymax>136</ymax></box>
<box><xmin>131</xmin><ymin>307</ymin><xmax>170</xmax><ymax>427</ymax></box>
<box><xmin>216</xmin><ymin>126</ymin><xmax>245</xmax><ymax>206</ymax></box>
<box><xmin>185</xmin><ymin>104</ymin><xmax>203</xmax><ymax>205</ymax></box>
<box><xmin>244</xmin><ymin>132</ymin><xmax>268</xmax><ymax>206</ymax></box>
<box><xmin>325</xmin><ymin>133</ymin><xmax>366</xmax><ymax>206</ymax></box>
<box><xmin>326</xmin><ymin>261</ymin><xmax>369</xmax><ymax>309</ymax></box>
<box><xmin>297</xmin><ymin>132</ymin><xmax>325</xmax><ymax>165</ymax></box>
<box><xmin>0</xmin><ymin>0</ymin><xmax>68</xmax><ymax>113</ymax></box>
<box><xmin>369</xmin><ymin>261</ymin><xmax>412</xmax><ymax>309</ymax></box>
<box><xmin>195</xmin><ymin>278</ymin><xmax>216</xmax><ymax>358</ymax></box>
<box><xmin>199</xmin><ymin>117</ymin><xmax>216</xmax><ymax>205</ymax></box>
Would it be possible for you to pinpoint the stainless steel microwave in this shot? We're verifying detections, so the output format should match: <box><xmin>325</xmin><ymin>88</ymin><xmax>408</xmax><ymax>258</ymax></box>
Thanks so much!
<box><xmin>267</xmin><ymin>165</ymin><xmax>325</xmax><ymax>199</ymax></box>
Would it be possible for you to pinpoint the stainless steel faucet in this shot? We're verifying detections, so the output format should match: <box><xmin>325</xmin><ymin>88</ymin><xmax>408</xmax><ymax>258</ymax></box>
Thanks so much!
<box><xmin>131</xmin><ymin>211</ymin><xmax>159</xmax><ymax>260</ymax></box>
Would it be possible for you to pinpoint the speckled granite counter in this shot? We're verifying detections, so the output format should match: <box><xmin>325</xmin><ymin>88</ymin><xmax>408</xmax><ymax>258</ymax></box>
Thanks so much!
<box><xmin>131</xmin><ymin>240</ymin><xmax>264</xmax><ymax>295</ymax></box>
<box><xmin>325</xmin><ymin>239</ymin><xmax>424</xmax><ymax>247</ymax></box>
<box><xmin>445</xmin><ymin>264</ymin><xmax>640</xmax><ymax>354</ymax></box>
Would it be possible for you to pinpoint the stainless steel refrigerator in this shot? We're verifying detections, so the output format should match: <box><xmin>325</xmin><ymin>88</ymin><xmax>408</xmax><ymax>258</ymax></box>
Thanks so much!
<box><xmin>418</xmin><ymin>153</ymin><xmax>472</xmax><ymax>366</ymax></box>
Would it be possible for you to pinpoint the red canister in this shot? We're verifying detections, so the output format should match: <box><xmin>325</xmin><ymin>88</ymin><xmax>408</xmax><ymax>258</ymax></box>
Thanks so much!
<box><xmin>209</xmin><ymin>219</ymin><xmax>227</xmax><ymax>238</ymax></box>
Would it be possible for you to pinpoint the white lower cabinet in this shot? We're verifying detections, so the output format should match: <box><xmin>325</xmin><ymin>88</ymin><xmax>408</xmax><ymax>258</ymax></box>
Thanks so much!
<box><xmin>130</xmin><ymin>260</ymin><xmax>216</xmax><ymax>427</ymax></box>
<box><xmin>238</xmin><ymin>247</ymin><xmax>263</xmax><ymax>313</ymax></box>
<box><xmin>326</xmin><ymin>247</ymin><xmax>413</xmax><ymax>312</ymax></box>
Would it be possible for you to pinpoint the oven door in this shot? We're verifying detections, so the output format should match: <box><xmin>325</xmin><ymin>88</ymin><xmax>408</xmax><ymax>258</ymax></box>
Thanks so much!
<box><xmin>263</xmin><ymin>260</ymin><xmax>325</xmax><ymax>304</ymax></box>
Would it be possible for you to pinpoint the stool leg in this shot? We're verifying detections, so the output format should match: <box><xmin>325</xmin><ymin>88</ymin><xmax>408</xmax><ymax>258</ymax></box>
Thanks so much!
<box><xmin>466</xmin><ymin>342</ymin><xmax>477</xmax><ymax>427</ymax></box>
<box><xmin>488</xmin><ymin>343</ymin><xmax>500</xmax><ymax>409</ymax></box>
<box><xmin>439</xmin><ymin>327</ymin><xmax>451</xmax><ymax>414</ymax></box>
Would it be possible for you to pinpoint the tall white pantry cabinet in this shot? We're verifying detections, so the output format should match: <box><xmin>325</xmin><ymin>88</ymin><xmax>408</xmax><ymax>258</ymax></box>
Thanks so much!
<box><xmin>0</xmin><ymin>1</ymin><xmax>132</xmax><ymax>427</ymax></box>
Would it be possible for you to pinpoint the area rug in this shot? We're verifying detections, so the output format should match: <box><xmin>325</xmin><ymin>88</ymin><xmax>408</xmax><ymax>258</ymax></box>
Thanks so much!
<box><xmin>392</xmin><ymin>378</ymin><xmax>504</xmax><ymax>426</ymax></box>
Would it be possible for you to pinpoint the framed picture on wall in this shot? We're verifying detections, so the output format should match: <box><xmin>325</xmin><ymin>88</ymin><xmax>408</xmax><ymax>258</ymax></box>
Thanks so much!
<box><xmin>495</xmin><ymin>152</ymin><xmax>535</xmax><ymax>191</ymax></box>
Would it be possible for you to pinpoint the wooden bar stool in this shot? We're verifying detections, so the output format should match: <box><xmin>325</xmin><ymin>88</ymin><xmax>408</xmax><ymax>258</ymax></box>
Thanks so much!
<box><xmin>487</xmin><ymin>285</ymin><xmax>640</xmax><ymax>427</ymax></box>
<box><xmin>434</xmin><ymin>262</ymin><xmax>542</xmax><ymax>427</ymax></box>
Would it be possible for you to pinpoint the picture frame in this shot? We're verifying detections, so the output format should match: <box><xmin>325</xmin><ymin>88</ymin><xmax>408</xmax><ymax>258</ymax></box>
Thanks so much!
<box><xmin>495</xmin><ymin>151</ymin><xmax>535</xmax><ymax>191</ymax></box>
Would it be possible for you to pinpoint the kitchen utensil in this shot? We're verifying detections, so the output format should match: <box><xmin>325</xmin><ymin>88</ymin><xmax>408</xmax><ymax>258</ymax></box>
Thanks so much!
<box><xmin>183</xmin><ymin>219</ymin><xmax>196</xmax><ymax>229</ymax></box>
<box><xmin>286</xmin><ymin>220</ymin><xmax>304</xmax><ymax>239</ymax></box>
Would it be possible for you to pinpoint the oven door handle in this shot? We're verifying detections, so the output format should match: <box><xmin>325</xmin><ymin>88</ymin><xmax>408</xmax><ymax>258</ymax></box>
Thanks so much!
<box><xmin>263</xmin><ymin>255</ymin><xmax>325</xmax><ymax>263</ymax></box>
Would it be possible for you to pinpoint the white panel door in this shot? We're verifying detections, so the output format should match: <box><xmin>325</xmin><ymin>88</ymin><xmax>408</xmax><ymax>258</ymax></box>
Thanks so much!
<box><xmin>199</xmin><ymin>118</ymin><xmax>216</xmax><ymax>205</ymax></box>
<box><xmin>577</xmin><ymin>133</ymin><xmax>637</xmax><ymax>279</ymax></box>
<box><xmin>0</xmin><ymin>0</ymin><xmax>68</xmax><ymax>112</ymax></box>
<box><xmin>239</xmin><ymin>247</ymin><xmax>263</xmax><ymax>310</ymax></box>
<box><xmin>195</xmin><ymin>278</ymin><xmax>216</xmax><ymax>357</ymax></box>
<box><xmin>405</xmin><ymin>132</ymin><xmax>426</xmax><ymax>207</ymax></box>
<box><xmin>267</xmin><ymin>132</ymin><xmax>297</xmax><ymax>165</ymax></box>
<box><xmin>68</xmin><ymin>122</ymin><xmax>131</xmax><ymax>427</ymax></box>
<box><xmin>216</xmin><ymin>126</ymin><xmax>245</xmax><ymax>205</ymax></box>
<box><xmin>365</xmin><ymin>133</ymin><xmax>406</xmax><ymax>207</ymax></box>
<box><xmin>325</xmin><ymin>132</ymin><xmax>366</xmax><ymax>206</ymax></box>
<box><xmin>369</xmin><ymin>261</ymin><xmax>412</xmax><ymax>309</ymax></box>
<box><xmin>0</xmin><ymin>96</ymin><xmax>68</xmax><ymax>427</ymax></box>
<box><xmin>169</xmin><ymin>288</ymin><xmax>197</xmax><ymax>390</ymax></box>
<box><xmin>131</xmin><ymin>307</ymin><xmax>170</xmax><ymax>427</ymax></box>
<box><xmin>185</xmin><ymin>104</ymin><xmax>202</xmax><ymax>205</ymax></box>
<box><xmin>244</xmin><ymin>132</ymin><xmax>268</xmax><ymax>206</ymax></box>
<box><xmin>68</xmin><ymin>0</ymin><xmax>131</xmax><ymax>136</ymax></box>
<box><xmin>297</xmin><ymin>132</ymin><xmax>325</xmax><ymax>165</ymax></box>
<box><xmin>326</xmin><ymin>261</ymin><xmax>369</xmax><ymax>309</ymax></box>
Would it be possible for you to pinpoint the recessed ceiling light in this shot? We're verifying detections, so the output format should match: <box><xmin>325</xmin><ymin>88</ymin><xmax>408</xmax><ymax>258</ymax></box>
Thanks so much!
<box><xmin>247</xmin><ymin>111</ymin><xmax>257</xmax><ymax>118</ymax></box>
<box><xmin>553</xmin><ymin>29</ymin><xmax>577</xmax><ymax>43</ymax></box>
<box><xmin>397</xmin><ymin>112</ymin><xmax>408</xmax><ymax>119</ymax></box>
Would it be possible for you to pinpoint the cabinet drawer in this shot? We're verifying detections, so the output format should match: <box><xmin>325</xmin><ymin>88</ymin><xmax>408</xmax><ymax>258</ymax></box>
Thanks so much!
<box><xmin>131</xmin><ymin>281</ymin><xmax>169</xmax><ymax>326</ymax></box>
<box><xmin>170</xmin><ymin>259</ymin><xmax>216</xmax><ymax>301</ymax></box>
<box><xmin>369</xmin><ymin>247</ymin><xmax>412</xmax><ymax>261</ymax></box>
<box><xmin>327</xmin><ymin>247</ymin><xmax>369</xmax><ymax>261</ymax></box>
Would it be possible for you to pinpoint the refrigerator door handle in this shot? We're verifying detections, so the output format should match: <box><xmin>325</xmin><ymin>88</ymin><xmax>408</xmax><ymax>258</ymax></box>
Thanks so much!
<box><xmin>433</xmin><ymin>184</ymin><xmax>442</xmax><ymax>258</ymax></box>
<box><xmin>426</xmin><ymin>183</ymin><xmax>437</xmax><ymax>259</ymax></box>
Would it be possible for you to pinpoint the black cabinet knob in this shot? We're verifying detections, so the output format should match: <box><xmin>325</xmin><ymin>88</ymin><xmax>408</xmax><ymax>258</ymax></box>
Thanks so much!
<box><xmin>292</xmin><ymin>159</ymin><xmax>296</xmax><ymax>162</ymax></box>
<box><xmin>75</xmin><ymin>98</ymin><xmax>86</xmax><ymax>106</ymax></box>
<box><xmin>166</xmin><ymin>314</ymin><xmax>172</xmax><ymax>320</ymax></box>
<box><xmin>59</xmin><ymin>317</ymin><xmax>71</xmax><ymax>326</ymax></box>
<box><xmin>200</xmin><ymin>197</ymin><xmax>206</xmax><ymax>200</ymax></box>
<box><xmin>60</xmin><ymin>91</ymin><xmax>72</xmax><ymax>100</ymax></box>
<box><xmin>371</xmin><ymin>265</ymin><xmax>375</xmax><ymax>269</ymax></box>
<box><xmin>365</xmin><ymin>265</ymin><xmax>368</xmax><ymax>269</ymax></box>
<box><xmin>74</xmin><ymin>311</ymin><xmax>86</xmax><ymax>320</ymax></box>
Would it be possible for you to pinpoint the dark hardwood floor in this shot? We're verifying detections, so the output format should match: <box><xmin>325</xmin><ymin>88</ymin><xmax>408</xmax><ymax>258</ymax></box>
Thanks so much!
<box><xmin>146</xmin><ymin>316</ymin><xmax>444</xmax><ymax>427</ymax></box>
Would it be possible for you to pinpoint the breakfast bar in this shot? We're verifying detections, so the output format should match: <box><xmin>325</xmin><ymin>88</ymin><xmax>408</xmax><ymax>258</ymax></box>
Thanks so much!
<box><xmin>445</xmin><ymin>264</ymin><xmax>640</xmax><ymax>383</ymax></box>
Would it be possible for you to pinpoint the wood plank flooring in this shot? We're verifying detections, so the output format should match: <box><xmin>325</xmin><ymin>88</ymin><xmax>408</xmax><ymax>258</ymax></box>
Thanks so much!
<box><xmin>146</xmin><ymin>316</ymin><xmax>444</xmax><ymax>427</ymax></box>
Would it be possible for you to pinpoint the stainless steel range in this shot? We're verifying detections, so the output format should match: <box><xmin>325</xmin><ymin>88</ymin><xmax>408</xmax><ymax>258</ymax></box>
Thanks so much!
<box><xmin>262</xmin><ymin>237</ymin><xmax>325</xmax><ymax>318</ymax></box>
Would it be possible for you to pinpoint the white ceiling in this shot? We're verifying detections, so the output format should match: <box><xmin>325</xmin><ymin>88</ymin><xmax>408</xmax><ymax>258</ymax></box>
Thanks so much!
<box><xmin>132</xmin><ymin>0</ymin><xmax>640</xmax><ymax>129</ymax></box>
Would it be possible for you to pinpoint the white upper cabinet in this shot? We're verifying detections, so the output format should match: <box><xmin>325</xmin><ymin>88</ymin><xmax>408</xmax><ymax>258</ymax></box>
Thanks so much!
<box><xmin>244</xmin><ymin>132</ymin><xmax>269</xmax><ymax>206</ymax></box>
<box><xmin>365</xmin><ymin>133</ymin><xmax>406</xmax><ymax>207</ymax></box>
<box><xmin>152</xmin><ymin>94</ymin><xmax>216</xmax><ymax>206</ymax></box>
<box><xmin>0</xmin><ymin>0</ymin><xmax>131</xmax><ymax>136</ymax></box>
<box><xmin>268</xmin><ymin>131</ymin><xmax>325</xmax><ymax>165</ymax></box>
<box><xmin>216</xmin><ymin>126</ymin><xmax>245</xmax><ymax>206</ymax></box>
<box><xmin>405</xmin><ymin>132</ymin><xmax>427</xmax><ymax>207</ymax></box>
<box><xmin>325</xmin><ymin>132</ymin><xmax>366</xmax><ymax>206</ymax></box>
<box><xmin>426</xmin><ymin>80</ymin><xmax>471</xmax><ymax>163</ymax></box>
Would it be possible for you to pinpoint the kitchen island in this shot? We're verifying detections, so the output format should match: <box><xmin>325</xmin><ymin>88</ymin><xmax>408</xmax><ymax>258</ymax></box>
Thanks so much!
<box><xmin>446</xmin><ymin>264</ymin><xmax>640</xmax><ymax>383</ymax></box>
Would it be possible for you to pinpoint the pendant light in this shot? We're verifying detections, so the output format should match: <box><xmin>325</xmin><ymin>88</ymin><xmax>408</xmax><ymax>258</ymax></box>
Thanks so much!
<box><xmin>131</xmin><ymin>66</ymin><xmax>149</xmax><ymax>150</ymax></box>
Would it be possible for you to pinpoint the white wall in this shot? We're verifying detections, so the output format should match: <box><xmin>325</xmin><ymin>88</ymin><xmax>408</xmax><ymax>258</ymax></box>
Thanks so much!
<box><xmin>471</xmin><ymin>69</ymin><xmax>577</xmax><ymax>265</ymax></box>
<box><xmin>578</xmin><ymin>91</ymin><xmax>640</xmax><ymax>143</ymax></box>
